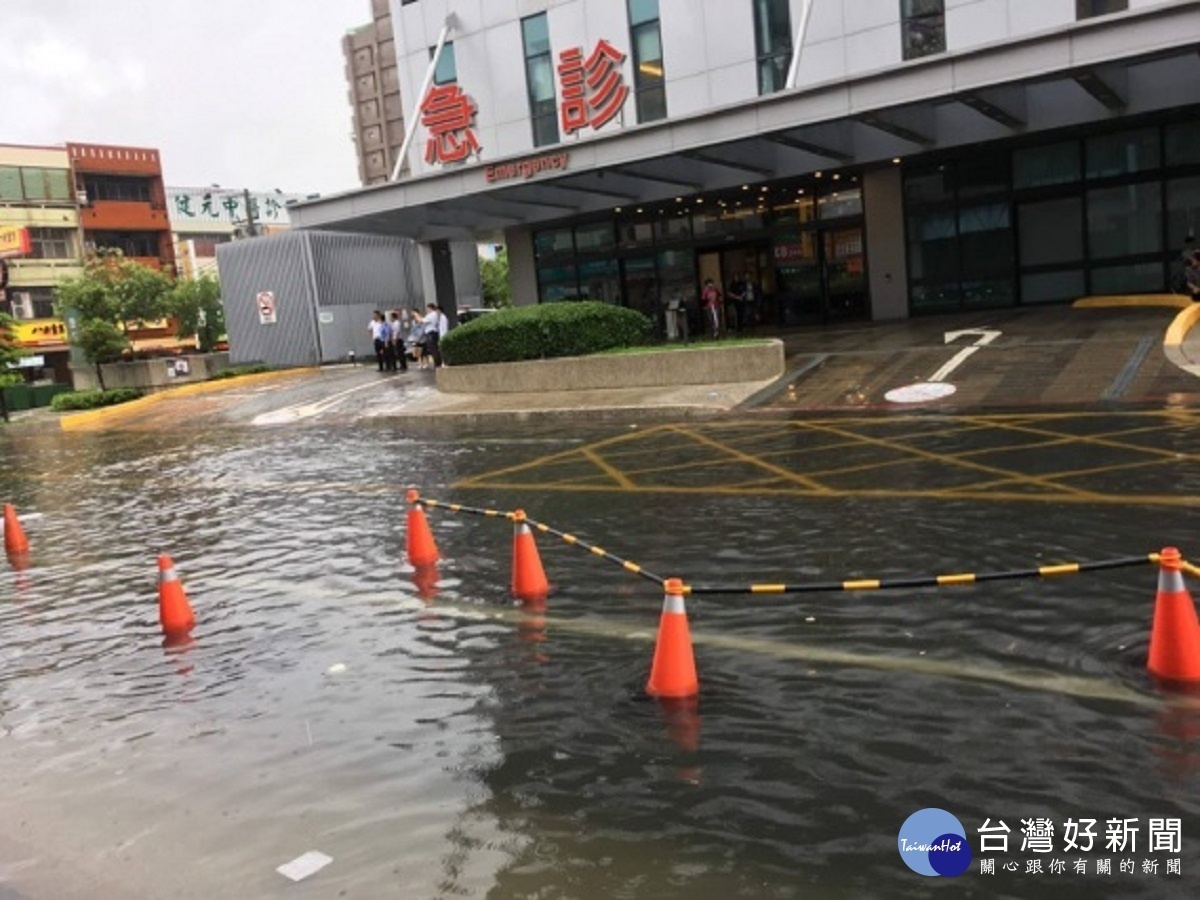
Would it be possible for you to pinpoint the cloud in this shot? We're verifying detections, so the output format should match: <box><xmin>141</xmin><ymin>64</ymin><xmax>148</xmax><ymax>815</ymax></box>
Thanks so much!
<box><xmin>2</xmin><ymin>0</ymin><xmax>363</xmax><ymax>195</ymax></box>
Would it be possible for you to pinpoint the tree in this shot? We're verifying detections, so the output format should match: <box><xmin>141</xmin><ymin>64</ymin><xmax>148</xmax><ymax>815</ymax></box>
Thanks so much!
<box><xmin>54</xmin><ymin>249</ymin><xmax>171</xmax><ymax>336</ymax></box>
<box><xmin>480</xmin><ymin>246</ymin><xmax>511</xmax><ymax>308</ymax></box>
<box><xmin>74</xmin><ymin>320</ymin><xmax>129</xmax><ymax>391</ymax></box>
<box><xmin>0</xmin><ymin>310</ymin><xmax>23</xmax><ymax>387</ymax></box>
<box><xmin>167</xmin><ymin>275</ymin><xmax>225</xmax><ymax>353</ymax></box>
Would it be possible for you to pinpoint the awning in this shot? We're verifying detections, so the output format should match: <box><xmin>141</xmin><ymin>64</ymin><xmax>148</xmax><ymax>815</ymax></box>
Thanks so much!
<box><xmin>290</xmin><ymin>2</ymin><xmax>1200</xmax><ymax>242</ymax></box>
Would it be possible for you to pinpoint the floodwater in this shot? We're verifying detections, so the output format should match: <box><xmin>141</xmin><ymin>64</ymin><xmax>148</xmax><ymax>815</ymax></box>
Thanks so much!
<box><xmin>2</xmin><ymin>411</ymin><xmax>1200</xmax><ymax>899</ymax></box>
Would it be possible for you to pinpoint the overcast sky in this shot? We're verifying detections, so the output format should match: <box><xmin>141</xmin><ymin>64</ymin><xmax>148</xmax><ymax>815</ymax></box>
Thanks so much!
<box><xmin>4</xmin><ymin>0</ymin><xmax>370</xmax><ymax>196</ymax></box>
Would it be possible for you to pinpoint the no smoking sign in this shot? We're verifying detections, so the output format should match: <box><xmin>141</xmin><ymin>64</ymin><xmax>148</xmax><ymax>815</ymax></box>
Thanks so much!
<box><xmin>257</xmin><ymin>291</ymin><xmax>278</xmax><ymax>325</ymax></box>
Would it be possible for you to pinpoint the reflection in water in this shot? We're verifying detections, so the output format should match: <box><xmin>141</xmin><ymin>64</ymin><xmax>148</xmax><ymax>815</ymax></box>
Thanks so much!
<box><xmin>2</xmin><ymin>419</ymin><xmax>1200</xmax><ymax>897</ymax></box>
<box><xmin>410</xmin><ymin>561</ymin><xmax>440</xmax><ymax>602</ymax></box>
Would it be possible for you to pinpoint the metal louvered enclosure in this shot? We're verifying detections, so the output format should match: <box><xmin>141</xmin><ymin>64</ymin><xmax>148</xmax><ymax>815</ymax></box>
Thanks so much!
<box><xmin>216</xmin><ymin>231</ymin><xmax>424</xmax><ymax>368</ymax></box>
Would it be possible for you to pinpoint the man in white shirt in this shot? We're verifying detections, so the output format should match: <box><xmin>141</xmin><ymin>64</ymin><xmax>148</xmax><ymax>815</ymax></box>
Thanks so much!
<box><xmin>423</xmin><ymin>303</ymin><xmax>448</xmax><ymax>367</ymax></box>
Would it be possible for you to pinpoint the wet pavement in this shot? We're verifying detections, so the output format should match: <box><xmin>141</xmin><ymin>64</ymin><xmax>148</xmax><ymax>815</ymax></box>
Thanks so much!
<box><xmin>2</xmin><ymin>303</ymin><xmax>1200</xmax><ymax>898</ymax></box>
<box><xmin>15</xmin><ymin>303</ymin><xmax>1196</xmax><ymax>436</ymax></box>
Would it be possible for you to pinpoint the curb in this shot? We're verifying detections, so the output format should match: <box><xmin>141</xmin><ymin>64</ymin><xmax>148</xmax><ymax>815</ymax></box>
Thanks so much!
<box><xmin>1074</xmin><ymin>294</ymin><xmax>1192</xmax><ymax>310</ymax></box>
<box><xmin>1164</xmin><ymin>303</ymin><xmax>1200</xmax><ymax>371</ymax></box>
<box><xmin>59</xmin><ymin>368</ymin><xmax>319</xmax><ymax>432</ymax></box>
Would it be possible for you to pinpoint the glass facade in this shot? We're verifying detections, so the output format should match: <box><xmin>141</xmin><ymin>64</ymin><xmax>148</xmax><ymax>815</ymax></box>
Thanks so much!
<box><xmin>901</xmin><ymin>0</ymin><xmax>946</xmax><ymax>61</ymax></box>
<box><xmin>752</xmin><ymin>0</ymin><xmax>792</xmax><ymax>96</ymax></box>
<box><xmin>532</xmin><ymin>175</ymin><xmax>866</xmax><ymax>331</ymax></box>
<box><xmin>527</xmin><ymin>110</ymin><xmax>1200</xmax><ymax>327</ymax></box>
<box><xmin>1076</xmin><ymin>0</ymin><xmax>1128</xmax><ymax>19</ymax></box>
<box><xmin>522</xmin><ymin>14</ymin><xmax>559</xmax><ymax>148</ymax></box>
<box><xmin>431</xmin><ymin>41</ymin><xmax>456</xmax><ymax>85</ymax></box>
<box><xmin>628</xmin><ymin>0</ymin><xmax>667</xmax><ymax>123</ymax></box>
<box><xmin>906</xmin><ymin>111</ymin><xmax>1200</xmax><ymax>312</ymax></box>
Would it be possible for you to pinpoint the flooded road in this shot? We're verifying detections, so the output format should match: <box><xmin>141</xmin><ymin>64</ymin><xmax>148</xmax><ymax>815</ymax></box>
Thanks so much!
<box><xmin>2</xmin><ymin>401</ymin><xmax>1200</xmax><ymax>898</ymax></box>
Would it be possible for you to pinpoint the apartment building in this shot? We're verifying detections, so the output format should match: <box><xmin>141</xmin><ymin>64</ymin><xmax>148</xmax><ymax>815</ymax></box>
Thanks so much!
<box><xmin>345</xmin><ymin>0</ymin><xmax>408</xmax><ymax>184</ymax></box>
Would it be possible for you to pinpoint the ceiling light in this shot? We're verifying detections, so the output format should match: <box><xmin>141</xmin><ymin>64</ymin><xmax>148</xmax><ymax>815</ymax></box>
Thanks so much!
<box><xmin>815</xmin><ymin>171</ymin><xmax>823</xmax><ymax>178</ymax></box>
<box><xmin>675</xmin><ymin>196</ymin><xmax>683</xmax><ymax>203</ymax></box>
<box><xmin>892</xmin><ymin>157</ymin><xmax>901</xmax><ymax>164</ymax></box>
<box><xmin>760</xmin><ymin>186</ymin><xmax>769</xmax><ymax>193</ymax></box>
<box><xmin>742</xmin><ymin>184</ymin><xmax>750</xmax><ymax>191</ymax></box>
<box><xmin>614</xmin><ymin>206</ymin><xmax>622</xmax><ymax>212</ymax></box>
<box><xmin>832</xmin><ymin>173</ymin><xmax>841</xmax><ymax>181</ymax></box>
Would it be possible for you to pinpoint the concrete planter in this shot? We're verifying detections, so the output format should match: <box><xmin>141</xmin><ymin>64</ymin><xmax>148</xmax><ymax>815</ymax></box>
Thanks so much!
<box><xmin>69</xmin><ymin>352</ymin><xmax>233</xmax><ymax>393</ymax></box>
<box><xmin>437</xmin><ymin>340</ymin><xmax>784</xmax><ymax>394</ymax></box>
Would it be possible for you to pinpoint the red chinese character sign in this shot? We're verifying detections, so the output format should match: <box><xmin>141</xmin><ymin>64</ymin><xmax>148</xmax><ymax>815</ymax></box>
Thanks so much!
<box><xmin>557</xmin><ymin>39</ymin><xmax>630</xmax><ymax>135</ymax></box>
<box><xmin>420</xmin><ymin>84</ymin><xmax>482</xmax><ymax>165</ymax></box>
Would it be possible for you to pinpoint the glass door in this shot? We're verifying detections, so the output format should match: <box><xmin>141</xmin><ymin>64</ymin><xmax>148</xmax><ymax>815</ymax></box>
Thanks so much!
<box><xmin>823</xmin><ymin>226</ymin><xmax>867</xmax><ymax>320</ymax></box>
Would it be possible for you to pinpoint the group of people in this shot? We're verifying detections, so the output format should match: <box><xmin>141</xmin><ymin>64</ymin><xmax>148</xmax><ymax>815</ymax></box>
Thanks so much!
<box><xmin>368</xmin><ymin>303</ymin><xmax>450</xmax><ymax>373</ymax></box>
<box><xmin>700</xmin><ymin>273</ymin><xmax>760</xmax><ymax>339</ymax></box>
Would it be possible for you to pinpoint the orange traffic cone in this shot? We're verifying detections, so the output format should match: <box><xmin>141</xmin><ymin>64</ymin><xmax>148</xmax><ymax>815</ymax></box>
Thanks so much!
<box><xmin>158</xmin><ymin>553</ymin><xmax>195</xmax><ymax>638</ymax></box>
<box><xmin>3</xmin><ymin>503</ymin><xmax>29</xmax><ymax>556</ymax></box>
<box><xmin>511</xmin><ymin>510</ymin><xmax>548</xmax><ymax>603</ymax></box>
<box><xmin>406</xmin><ymin>490</ymin><xmax>439</xmax><ymax>567</ymax></box>
<box><xmin>1148</xmin><ymin>547</ymin><xmax>1200</xmax><ymax>684</ymax></box>
<box><xmin>646</xmin><ymin>578</ymin><xmax>699</xmax><ymax>699</ymax></box>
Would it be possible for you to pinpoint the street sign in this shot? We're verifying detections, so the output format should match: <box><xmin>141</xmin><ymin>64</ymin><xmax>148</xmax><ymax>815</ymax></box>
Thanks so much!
<box><xmin>257</xmin><ymin>291</ymin><xmax>278</xmax><ymax>325</ymax></box>
<box><xmin>0</xmin><ymin>225</ymin><xmax>31</xmax><ymax>258</ymax></box>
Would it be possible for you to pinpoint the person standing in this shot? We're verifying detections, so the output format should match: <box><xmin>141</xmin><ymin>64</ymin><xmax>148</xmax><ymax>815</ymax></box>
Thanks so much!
<box><xmin>1187</xmin><ymin>251</ymin><xmax>1200</xmax><ymax>302</ymax></box>
<box><xmin>408</xmin><ymin>306</ymin><xmax>427</xmax><ymax>368</ymax></box>
<box><xmin>727</xmin><ymin>274</ymin><xmax>746</xmax><ymax>334</ymax></box>
<box><xmin>701</xmin><ymin>279</ymin><xmax>722</xmax><ymax>339</ymax></box>
<box><xmin>368</xmin><ymin>311</ymin><xmax>389</xmax><ymax>372</ymax></box>
<box><xmin>422</xmin><ymin>303</ymin><xmax>449</xmax><ymax>368</ymax></box>
<box><xmin>742</xmin><ymin>272</ymin><xmax>758</xmax><ymax>328</ymax></box>
<box><xmin>388</xmin><ymin>310</ymin><xmax>408</xmax><ymax>372</ymax></box>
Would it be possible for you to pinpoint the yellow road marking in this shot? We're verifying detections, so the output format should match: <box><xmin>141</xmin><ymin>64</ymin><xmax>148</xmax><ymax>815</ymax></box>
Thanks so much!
<box><xmin>667</xmin><ymin>424</ymin><xmax>834</xmax><ymax>494</ymax></box>
<box><xmin>580</xmin><ymin>447</ymin><xmax>638</xmax><ymax>488</ymax></box>
<box><xmin>962</xmin><ymin>417</ymin><xmax>1200</xmax><ymax>465</ymax></box>
<box><xmin>796</xmin><ymin>420</ymin><xmax>1104</xmax><ymax>499</ymax></box>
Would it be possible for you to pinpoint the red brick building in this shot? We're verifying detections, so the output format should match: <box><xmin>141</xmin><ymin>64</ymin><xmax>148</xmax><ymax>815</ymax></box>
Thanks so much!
<box><xmin>67</xmin><ymin>142</ymin><xmax>175</xmax><ymax>273</ymax></box>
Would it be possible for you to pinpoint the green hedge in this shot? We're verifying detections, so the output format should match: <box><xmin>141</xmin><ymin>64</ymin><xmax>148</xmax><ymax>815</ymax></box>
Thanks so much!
<box><xmin>50</xmin><ymin>388</ymin><xmax>144</xmax><ymax>411</ymax></box>
<box><xmin>441</xmin><ymin>301</ymin><xmax>652</xmax><ymax>365</ymax></box>
<box><xmin>209</xmin><ymin>364</ymin><xmax>271</xmax><ymax>380</ymax></box>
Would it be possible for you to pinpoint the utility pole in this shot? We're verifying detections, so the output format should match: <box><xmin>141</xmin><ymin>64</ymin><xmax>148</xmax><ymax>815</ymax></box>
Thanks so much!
<box><xmin>242</xmin><ymin>188</ymin><xmax>259</xmax><ymax>237</ymax></box>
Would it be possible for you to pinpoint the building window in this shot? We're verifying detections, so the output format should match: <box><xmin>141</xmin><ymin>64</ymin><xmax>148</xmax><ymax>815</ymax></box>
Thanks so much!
<box><xmin>186</xmin><ymin>233</ymin><xmax>233</xmax><ymax>257</ymax></box>
<box><xmin>90</xmin><ymin>231</ymin><xmax>161</xmax><ymax>258</ymax></box>
<box><xmin>752</xmin><ymin>0</ymin><xmax>792</xmax><ymax>95</ymax></box>
<box><xmin>1085</xmin><ymin>128</ymin><xmax>1160</xmax><ymax>179</ymax></box>
<box><xmin>7</xmin><ymin>287</ymin><xmax>57</xmax><ymax>320</ymax></box>
<box><xmin>901</xmin><ymin>0</ymin><xmax>946</xmax><ymax>61</ymax></box>
<box><xmin>522</xmin><ymin>14</ymin><xmax>559</xmax><ymax>147</ymax></box>
<box><xmin>431</xmin><ymin>41</ymin><xmax>456</xmax><ymax>85</ymax></box>
<box><xmin>628</xmin><ymin>0</ymin><xmax>667</xmax><ymax>123</ymax></box>
<box><xmin>28</xmin><ymin>227</ymin><xmax>74</xmax><ymax>260</ymax></box>
<box><xmin>1076</xmin><ymin>0</ymin><xmax>1128</xmax><ymax>19</ymax></box>
<box><xmin>0</xmin><ymin>166</ymin><xmax>72</xmax><ymax>202</ymax></box>
<box><xmin>82</xmin><ymin>174</ymin><xmax>152</xmax><ymax>203</ymax></box>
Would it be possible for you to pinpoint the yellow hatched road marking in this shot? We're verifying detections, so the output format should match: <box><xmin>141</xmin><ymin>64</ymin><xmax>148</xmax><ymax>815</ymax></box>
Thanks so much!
<box><xmin>668</xmin><ymin>425</ymin><xmax>834</xmax><ymax>494</ymax></box>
